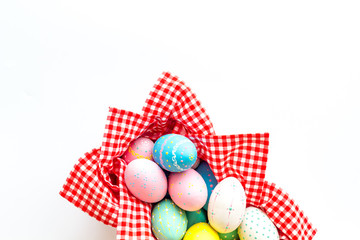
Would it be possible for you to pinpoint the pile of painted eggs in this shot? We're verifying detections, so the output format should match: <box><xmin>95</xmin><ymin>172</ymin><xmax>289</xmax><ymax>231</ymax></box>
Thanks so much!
<box><xmin>123</xmin><ymin>134</ymin><xmax>279</xmax><ymax>240</ymax></box>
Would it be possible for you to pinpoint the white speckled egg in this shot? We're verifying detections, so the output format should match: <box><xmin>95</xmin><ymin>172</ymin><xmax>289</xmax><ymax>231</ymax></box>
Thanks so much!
<box><xmin>208</xmin><ymin>177</ymin><xmax>246</xmax><ymax>233</ymax></box>
<box><xmin>238</xmin><ymin>207</ymin><xmax>279</xmax><ymax>240</ymax></box>
<box><xmin>168</xmin><ymin>169</ymin><xmax>208</xmax><ymax>211</ymax></box>
<box><xmin>124</xmin><ymin>158</ymin><xmax>167</xmax><ymax>203</ymax></box>
<box><xmin>151</xmin><ymin>198</ymin><xmax>188</xmax><ymax>240</ymax></box>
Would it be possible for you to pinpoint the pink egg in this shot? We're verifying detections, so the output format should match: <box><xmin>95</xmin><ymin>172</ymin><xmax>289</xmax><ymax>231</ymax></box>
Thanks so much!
<box><xmin>122</xmin><ymin>137</ymin><xmax>154</xmax><ymax>164</ymax></box>
<box><xmin>191</xmin><ymin>158</ymin><xmax>201</xmax><ymax>169</ymax></box>
<box><xmin>168</xmin><ymin>169</ymin><xmax>208</xmax><ymax>211</ymax></box>
<box><xmin>124</xmin><ymin>158</ymin><xmax>167</xmax><ymax>203</ymax></box>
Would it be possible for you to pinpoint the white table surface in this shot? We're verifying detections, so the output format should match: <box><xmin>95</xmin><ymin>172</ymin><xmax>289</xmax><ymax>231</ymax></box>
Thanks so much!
<box><xmin>1</xmin><ymin>1</ymin><xmax>359</xmax><ymax>239</ymax></box>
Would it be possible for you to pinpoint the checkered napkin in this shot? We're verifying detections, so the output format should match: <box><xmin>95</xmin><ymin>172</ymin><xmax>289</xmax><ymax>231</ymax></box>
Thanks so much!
<box><xmin>60</xmin><ymin>72</ymin><xmax>317</xmax><ymax>240</ymax></box>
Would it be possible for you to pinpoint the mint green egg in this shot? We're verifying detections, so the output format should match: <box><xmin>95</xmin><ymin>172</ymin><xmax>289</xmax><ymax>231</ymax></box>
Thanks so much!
<box><xmin>185</xmin><ymin>208</ymin><xmax>208</xmax><ymax>230</ymax></box>
<box><xmin>151</xmin><ymin>198</ymin><xmax>188</xmax><ymax>240</ymax></box>
<box><xmin>218</xmin><ymin>228</ymin><xmax>239</xmax><ymax>240</ymax></box>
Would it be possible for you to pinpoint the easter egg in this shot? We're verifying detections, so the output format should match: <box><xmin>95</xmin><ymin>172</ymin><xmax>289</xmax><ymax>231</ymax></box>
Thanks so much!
<box><xmin>191</xmin><ymin>158</ymin><xmax>201</xmax><ymax>169</ymax></box>
<box><xmin>124</xmin><ymin>158</ymin><xmax>167</xmax><ymax>203</ymax></box>
<box><xmin>183</xmin><ymin>222</ymin><xmax>219</xmax><ymax>240</ymax></box>
<box><xmin>122</xmin><ymin>137</ymin><xmax>154</xmax><ymax>164</ymax></box>
<box><xmin>238</xmin><ymin>207</ymin><xmax>279</xmax><ymax>240</ymax></box>
<box><xmin>168</xmin><ymin>169</ymin><xmax>208</xmax><ymax>211</ymax></box>
<box><xmin>153</xmin><ymin>134</ymin><xmax>197</xmax><ymax>172</ymax></box>
<box><xmin>208</xmin><ymin>177</ymin><xmax>246</xmax><ymax>233</ymax></box>
<box><xmin>218</xmin><ymin>229</ymin><xmax>239</xmax><ymax>240</ymax></box>
<box><xmin>195</xmin><ymin>161</ymin><xmax>218</xmax><ymax>210</ymax></box>
<box><xmin>185</xmin><ymin>208</ymin><xmax>208</xmax><ymax>229</ymax></box>
<box><xmin>151</xmin><ymin>198</ymin><xmax>188</xmax><ymax>240</ymax></box>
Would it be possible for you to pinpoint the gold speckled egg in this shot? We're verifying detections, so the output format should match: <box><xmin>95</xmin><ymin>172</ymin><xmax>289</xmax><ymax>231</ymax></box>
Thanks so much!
<box><xmin>151</xmin><ymin>198</ymin><xmax>188</xmax><ymax>240</ymax></box>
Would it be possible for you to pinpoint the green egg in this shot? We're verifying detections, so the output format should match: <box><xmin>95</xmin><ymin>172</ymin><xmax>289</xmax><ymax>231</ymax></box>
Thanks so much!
<box><xmin>218</xmin><ymin>228</ymin><xmax>240</xmax><ymax>240</ymax></box>
<box><xmin>151</xmin><ymin>198</ymin><xmax>188</xmax><ymax>240</ymax></box>
<box><xmin>185</xmin><ymin>208</ymin><xmax>208</xmax><ymax>229</ymax></box>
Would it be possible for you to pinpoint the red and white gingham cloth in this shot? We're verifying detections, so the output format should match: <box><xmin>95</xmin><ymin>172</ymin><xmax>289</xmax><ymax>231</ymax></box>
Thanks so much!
<box><xmin>60</xmin><ymin>72</ymin><xmax>317</xmax><ymax>240</ymax></box>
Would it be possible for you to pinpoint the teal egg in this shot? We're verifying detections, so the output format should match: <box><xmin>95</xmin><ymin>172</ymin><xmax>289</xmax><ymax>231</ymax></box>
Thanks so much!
<box><xmin>218</xmin><ymin>229</ymin><xmax>239</xmax><ymax>240</ymax></box>
<box><xmin>153</xmin><ymin>134</ymin><xmax>197</xmax><ymax>172</ymax></box>
<box><xmin>151</xmin><ymin>198</ymin><xmax>188</xmax><ymax>240</ymax></box>
<box><xmin>195</xmin><ymin>161</ymin><xmax>218</xmax><ymax>210</ymax></box>
<box><xmin>185</xmin><ymin>208</ymin><xmax>208</xmax><ymax>230</ymax></box>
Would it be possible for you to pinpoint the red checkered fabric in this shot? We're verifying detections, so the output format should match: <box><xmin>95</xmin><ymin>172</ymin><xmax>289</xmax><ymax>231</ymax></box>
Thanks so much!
<box><xmin>60</xmin><ymin>72</ymin><xmax>317</xmax><ymax>240</ymax></box>
<box><xmin>142</xmin><ymin>72</ymin><xmax>215</xmax><ymax>136</ymax></box>
<box><xmin>96</xmin><ymin>108</ymin><xmax>270</xmax><ymax>239</ymax></box>
<box><xmin>187</xmin><ymin>133</ymin><xmax>269</xmax><ymax>205</ymax></box>
<box><xmin>59</xmin><ymin>148</ymin><xmax>119</xmax><ymax>227</ymax></box>
<box><xmin>259</xmin><ymin>181</ymin><xmax>317</xmax><ymax>239</ymax></box>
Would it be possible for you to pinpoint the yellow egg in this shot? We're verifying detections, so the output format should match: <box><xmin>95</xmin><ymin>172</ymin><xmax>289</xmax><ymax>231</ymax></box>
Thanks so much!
<box><xmin>183</xmin><ymin>222</ymin><xmax>219</xmax><ymax>240</ymax></box>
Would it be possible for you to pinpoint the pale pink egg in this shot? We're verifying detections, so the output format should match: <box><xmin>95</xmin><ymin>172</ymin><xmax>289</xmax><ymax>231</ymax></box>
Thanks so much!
<box><xmin>168</xmin><ymin>169</ymin><xmax>207</xmax><ymax>211</ymax></box>
<box><xmin>122</xmin><ymin>137</ymin><xmax>154</xmax><ymax>164</ymax></box>
<box><xmin>124</xmin><ymin>158</ymin><xmax>167</xmax><ymax>203</ymax></box>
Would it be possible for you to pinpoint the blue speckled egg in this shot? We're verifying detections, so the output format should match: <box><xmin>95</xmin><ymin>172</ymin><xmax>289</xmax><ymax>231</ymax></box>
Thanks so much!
<box><xmin>151</xmin><ymin>198</ymin><xmax>188</xmax><ymax>240</ymax></box>
<box><xmin>153</xmin><ymin>134</ymin><xmax>197</xmax><ymax>172</ymax></box>
<box><xmin>195</xmin><ymin>161</ymin><xmax>218</xmax><ymax>210</ymax></box>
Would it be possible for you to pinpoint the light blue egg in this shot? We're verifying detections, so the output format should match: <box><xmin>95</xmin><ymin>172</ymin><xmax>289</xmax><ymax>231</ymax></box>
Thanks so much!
<box><xmin>153</xmin><ymin>134</ymin><xmax>197</xmax><ymax>172</ymax></box>
<box><xmin>151</xmin><ymin>198</ymin><xmax>188</xmax><ymax>240</ymax></box>
<box><xmin>195</xmin><ymin>161</ymin><xmax>218</xmax><ymax>210</ymax></box>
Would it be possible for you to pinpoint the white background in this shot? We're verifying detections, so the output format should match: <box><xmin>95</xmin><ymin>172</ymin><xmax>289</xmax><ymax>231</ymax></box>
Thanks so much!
<box><xmin>1</xmin><ymin>1</ymin><xmax>359</xmax><ymax>239</ymax></box>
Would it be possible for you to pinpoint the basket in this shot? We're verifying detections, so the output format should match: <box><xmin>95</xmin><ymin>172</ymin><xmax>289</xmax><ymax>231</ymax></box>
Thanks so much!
<box><xmin>60</xmin><ymin>72</ymin><xmax>317</xmax><ymax>240</ymax></box>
